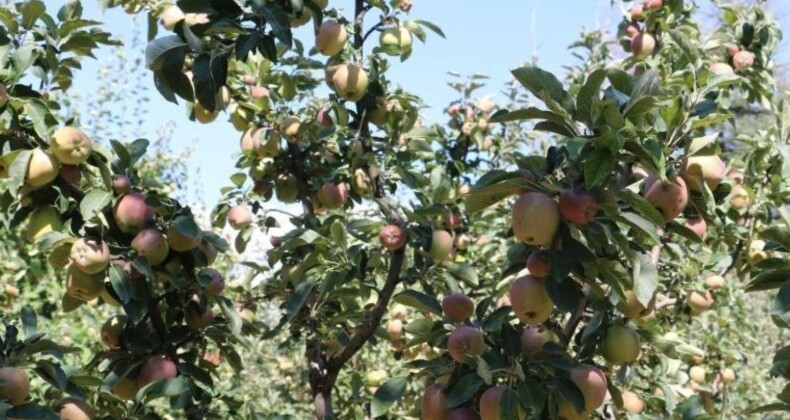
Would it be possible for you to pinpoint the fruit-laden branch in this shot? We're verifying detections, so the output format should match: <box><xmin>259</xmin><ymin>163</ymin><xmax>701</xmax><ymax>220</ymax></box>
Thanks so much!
<box><xmin>287</xmin><ymin>142</ymin><xmax>315</xmax><ymax>216</ymax></box>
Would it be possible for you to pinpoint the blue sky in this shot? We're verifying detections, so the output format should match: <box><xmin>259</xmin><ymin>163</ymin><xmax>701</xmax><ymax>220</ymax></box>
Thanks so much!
<box><xmin>54</xmin><ymin>1</ymin><xmax>789</xmax><ymax>206</ymax></box>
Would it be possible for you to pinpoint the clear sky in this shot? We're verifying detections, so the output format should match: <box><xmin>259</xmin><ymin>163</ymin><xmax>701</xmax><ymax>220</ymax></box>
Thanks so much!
<box><xmin>51</xmin><ymin>1</ymin><xmax>789</xmax><ymax>206</ymax></box>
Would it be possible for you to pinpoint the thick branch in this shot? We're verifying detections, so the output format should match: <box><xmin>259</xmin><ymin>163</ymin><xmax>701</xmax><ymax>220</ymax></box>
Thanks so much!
<box><xmin>563</xmin><ymin>284</ymin><xmax>591</xmax><ymax>342</ymax></box>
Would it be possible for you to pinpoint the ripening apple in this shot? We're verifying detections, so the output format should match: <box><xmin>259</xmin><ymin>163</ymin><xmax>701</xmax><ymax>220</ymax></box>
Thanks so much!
<box><xmin>720</xmin><ymin>368</ymin><xmax>736</xmax><ymax>383</ymax></box>
<box><xmin>58</xmin><ymin>397</ymin><xmax>92</xmax><ymax>420</ymax></box>
<box><xmin>600</xmin><ymin>324</ymin><xmax>641</xmax><ymax>364</ymax></box>
<box><xmin>480</xmin><ymin>386</ymin><xmax>524</xmax><ymax>420</ymax></box>
<box><xmin>447</xmin><ymin>325</ymin><xmax>486</xmax><ymax>363</ymax></box>
<box><xmin>317</xmin><ymin>182</ymin><xmax>348</xmax><ymax>209</ymax></box>
<box><xmin>430</xmin><ymin>229</ymin><xmax>453</xmax><ymax>262</ymax></box>
<box><xmin>316</xmin><ymin>20</ymin><xmax>347</xmax><ymax>56</ymax></box>
<box><xmin>227</xmin><ymin>205</ymin><xmax>253</xmax><ymax>230</ymax></box>
<box><xmin>729</xmin><ymin>184</ymin><xmax>750</xmax><ymax>209</ymax></box>
<box><xmin>631</xmin><ymin>4</ymin><xmax>645</xmax><ymax>21</ymax></box>
<box><xmin>526</xmin><ymin>250</ymin><xmax>550</xmax><ymax>278</ymax></box>
<box><xmin>521</xmin><ymin>325</ymin><xmax>555</xmax><ymax>357</ymax></box>
<box><xmin>198</xmin><ymin>239</ymin><xmax>218</xmax><ymax>266</ymax></box>
<box><xmin>689</xmin><ymin>365</ymin><xmax>706</xmax><ymax>383</ymax></box>
<box><xmin>101</xmin><ymin>315</ymin><xmax>128</xmax><ymax>349</ymax></box>
<box><xmin>166</xmin><ymin>224</ymin><xmax>203</xmax><ymax>252</ymax></box>
<box><xmin>510</xmin><ymin>275</ymin><xmax>554</xmax><ymax>325</ymax></box>
<box><xmin>0</xmin><ymin>367</ymin><xmax>29</xmax><ymax>406</ymax></box>
<box><xmin>240</xmin><ymin>127</ymin><xmax>264</xmax><ymax>156</ymax></box>
<box><xmin>558</xmin><ymin>189</ymin><xmax>598</xmax><ymax>225</ymax></box>
<box><xmin>621</xmin><ymin>391</ymin><xmax>644</xmax><ymax>414</ymax></box>
<box><xmin>644</xmin><ymin>0</ymin><xmax>663</xmax><ymax>9</ymax></box>
<box><xmin>59</xmin><ymin>164</ymin><xmax>81</xmax><ymax>185</ymax></box>
<box><xmin>704</xmin><ymin>275</ymin><xmax>725</xmax><ymax>290</ymax></box>
<box><xmin>569</xmin><ymin>365</ymin><xmax>608</xmax><ymax>411</ymax></box>
<box><xmin>446</xmin><ymin>408</ymin><xmax>482</xmax><ymax>420</ymax></box>
<box><xmin>625</xmin><ymin>22</ymin><xmax>640</xmax><ymax>38</ymax></box>
<box><xmin>131</xmin><ymin>229</ymin><xmax>170</xmax><ymax>266</ymax></box>
<box><xmin>379</xmin><ymin>224</ymin><xmax>406</xmax><ymax>250</ymax></box>
<box><xmin>26</xmin><ymin>147</ymin><xmax>60</xmax><ymax>188</ymax></box>
<box><xmin>421</xmin><ymin>384</ymin><xmax>447</xmax><ymax>420</ymax></box>
<box><xmin>387</xmin><ymin>319</ymin><xmax>403</xmax><ymax>340</ymax></box>
<box><xmin>442</xmin><ymin>293</ymin><xmax>475</xmax><ymax>322</ymax></box>
<box><xmin>199</xmin><ymin>267</ymin><xmax>225</xmax><ymax>296</ymax></box>
<box><xmin>160</xmin><ymin>5</ymin><xmax>185</xmax><ymax>30</ymax></box>
<box><xmin>112</xmin><ymin>174</ymin><xmax>131</xmax><ymax>195</ymax></box>
<box><xmin>684</xmin><ymin>216</ymin><xmax>707</xmax><ymax>239</ymax></box>
<box><xmin>511</xmin><ymin>192</ymin><xmax>560</xmax><ymax>247</ymax></box>
<box><xmin>112</xmin><ymin>376</ymin><xmax>138</xmax><ymax>400</ymax></box>
<box><xmin>66</xmin><ymin>265</ymin><xmax>103</xmax><ymax>301</ymax></box>
<box><xmin>113</xmin><ymin>192</ymin><xmax>154</xmax><ymax>234</ymax></box>
<box><xmin>280</xmin><ymin>115</ymin><xmax>301</xmax><ymax>141</ymax></box>
<box><xmin>681</xmin><ymin>155</ymin><xmax>726</xmax><ymax>192</ymax></box>
<box><xmin>710</xmin><ymin>62</ymin><xmax>735</xmax><ymax>76</ymax></box>
<box><xmin>390</xmin><ymin>304</ymin><xmax>408</xmax><ymax>320</ymax></box>
<box><xmin>732</xmin><ymin>50</ymin><xmax>754</xmax><ymax>71</ymax></box>
<box><xmin>26</xmin><ymin>206</ymin><xmax>63</xmax><ymax>243</ymax></box>
<box><xmin>643</xmin><ymin>175</ymin><xmax>689</xmax><ymax>222</ymax></box>
<box><xmin>50</xmin><ymin>126</ymin><xmax>92</xmax><ymax>165</ymax></box>
<box><xmin>379</xmin><ymin>27</ymin><xmax>413</xmax><ymax>56</ymax></box>
<box><xmin>688</xmin><ymin>290</ymin><xmax>714</xmax><ymax>315</ymax></box>
<box><xmin>69</xmin><ymin>238</ymin><xmax>111</xmax><ymax>274</ymax></box>
<box><xmin>631</xmin><ymin>32</ymin><xmax>656</xmax><ymax>58</ymax></box>
<box><xmin>138</xmin><ymin>356</ymin><xmax>178</xmax><ymax>388</ymax></box>
<box><xmin>194</xmin><ymin>103</ymin><xmax>219</xmax><ymax>123</ymax></box>
<box><xmin>332</xmin><ymin>63</ymin><xmax>369</xmax><ymax>102</ymax></box>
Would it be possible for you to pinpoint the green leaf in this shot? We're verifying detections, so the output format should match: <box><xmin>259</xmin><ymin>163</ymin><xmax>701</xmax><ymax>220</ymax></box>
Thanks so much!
<box><xmin>583</xmin><ymin>148</ymin><xmax>614</xmax><ymax>187</ymax></box>
<box><xmin>371</xmin><ymin>376</ymin><xmax>408</xmax><ymax>417</ymax></box>
<box><xmin>668</xmin><ymin>29</ymin><xmax>699</xmax><ymax>65</ymax></box>
<box><xmin>466</xmin><ymin>177</ymin><xmax>527</xmax><ymax>213</ymax></box>
<box><xmin>218</xmin><ymin>296</ymin><xmax>243</xmax><ymax>337</ymax></box>
<box><xmin>773</xmin><ymin>284</ymin><xmax>790</xmax><ymax>329</ymax></box>
<box><xmin>285</xmin><ymin>281</ymin><xmax>316</xmax><ymax>323</ymax></box>
<box><xmin>576</xmin><ymin>68</ymin><xmax>606</xmax><ymax>126</ymax></box>
<box><xmin>252</xmin><ymin>2</ymin><xmax>293</xmax><ymax>49</ymax></box>
<box><xmin>109</xmin><ymin>265</ymin><xmax>132</xmax><ymax>304</ymax></box>
<box><xmin>615</xmin><ymin>212</ymin><xmax>660</xmax><ymax>245</ymax></box>
<box><xmin>623</xmin><ymin>96</ymin><xmax>657</xmax><ymax>117</ymax></box>
<box><xmin>771</xmin><ymin>345</ymin><xmax>790</xmax><ymax>379</ymax></box>
<box><xmin>617</xmin><ymin>190</ymin><xmax>665</xmax><ymax>227</ymax></box>
<box><xmin>511</xmin><ymin>66</ymin><xmax>573</xmax><ymax>113</ymax></box>
<box><xmin>633</xmin><ymin>253</ymin><xmax>658</xmax><ymax>306</ymax></box>
<box><xmin>687</xmin><ymin>133</ymin><xmax>719</xmax><ymax>156</ymax></box>
<box><xmin>145</xmin><ymin>36</ymin><xmax>187</xmax><ymax>70</ymax></box>
<box><xmin>24</xmin><ymin>98</ymin><xmax>52</xmax><ymax>140</ymax></box>
<box><xmin>80</xmin><ymin>189</ymin><xmax>112</xmax><ymax>220</ymax></box>
<box><xmin>139</xmin><ymin>377</ymin><xmax>192</xmax><ymax>404</ymax></box>
<box><xmin>21</xmin><ymin>0</ymin><xmax>45</xmax><ymax>29</ymax></box>
<box><xmin>445</xmin><ymin>374</ymin><xmax>483</xmax><ymax>407</ymax></box>
<box><xmin>440</xmin><ymin>261</ymin><xmax>478</xmax><ymax>286</ymax></box>
<box><xmin>171</xmin><ymin>215</ymin><xmax>200</xmax><ymax>241</ymax></box>
<box><xmin>746</xmin><ymin>269</ymin><xmax>790</xmax><ymax>292</ymax></box>
<box><xmin>392</xmin><ymin>290</ymin><xmax>442</xmax><ymax>316</ymax></box>
<box><xmin>555</xmin><ymin>376</ymin><xmax>586</xmax><ymax>415</ymax></box>
<box><xmin>20</xmin><ymin>307</ymin><xmax>37</xmax><ymax>338</ymax></box>
<box><xmin>413</xmin><ymin>20</ymin><xmax>445</xmax><ymax>38</ymax></box>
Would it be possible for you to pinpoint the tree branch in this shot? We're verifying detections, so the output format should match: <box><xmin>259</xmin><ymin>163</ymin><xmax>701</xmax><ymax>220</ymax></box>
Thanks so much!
<box><xmin>563</xmin><ymin>284</ymin><xmax>591</xmax><ymax>342</ymax></box>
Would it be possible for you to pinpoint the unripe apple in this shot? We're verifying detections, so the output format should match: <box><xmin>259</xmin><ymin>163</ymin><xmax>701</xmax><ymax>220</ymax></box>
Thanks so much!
<box><xmin>631</xmin><ymin>4</ymin><xmax>645</xmax><ymax>21</ymax></box>
<box><xmin>429</xmin><ymin>230</ymin><xmax>453</xmax><ymax>262</ymax></box>
<box><xmin>227</xmin><ymin>205</ymin><xmax>254</xmax><ymax>230</ymax></box>
<box><xmin>332</xmin><ymin>63</ymin><xmax>369</xmax><ymax>102</ymax></box>
<box><xmin>710</xmin><ymin>62</ymin><xmax>734</xmax><ymax>76</ymax></box>
<box><xmin>569</xmin><ymin>365</ymin><xmax>608</xmax><ymax>411</ymax></box>
<box><xmin>379</xmin><ymin>27</ymin><xmax>413</xmax><ymax>56</ymax></box>
<box><xmin>50</xmin><ymin>126</ymin><xmax>92</xmax><ymax>165</ymax></box>
<box><xmin>379</xmin><ymin>224</ymin><xmax>406</xmax><ymax>250</ymax></box>
<box><xmin>131</xmin><ymin>229</ymin><xmax>170</xmax><ymax>266</ymax></box>
<box><xmin>113</xmin><ymin>192</ymin><xmax>154</xmax><ymax>234</ymax></box>
<box><xmin>511</xmin><ymin>192</ymin><xmax>560</xmax><ymax>247</ymax></box>
<box><xmin>137</xmin><ymin>356</ymin><xmax>178</xmax><ymax>388</ymax></box>
<box><xmin>166</xmin><ymin>224</ymin><xmax>203</xmax><ymax>252</ymax></box>
<box><xmin>387</xmin><ymin>319</ymin><xmax>403</xmax><ymax>340</ymax></box>
<box><xmin>681</xmin><ymin>155</ymin><xmax>726</xmax><ymax>192</ymax></box>
<box><xmin>521</xmin><ymin>325</ymin><xmax>555</xmax><ymax>357</ymax></box>
<box><xmin>186</xmin><ymin>304</ymin><xmax>215</xmax><ymax>330</ymax></box>
<box><xmin>112</xmin><ymin>376</ymin><xmax>138</xmax><ymax>400</ymax></box>
<box><xmin>625</xmin><ymin>22</ymin><xmax>640</xmax><ymax>38</ymax></box>
<box><xmin>316</xmin><ymin>20</ymin><xmax>347</xmax><ymax>56</ymax></box>
<box><xmin>58</xmin><ymin>397</ymin><xmax>92</xmax><ymax>420</ymax></box>
<box><xmin>729</xmin><ymin>185</ymin><xmax>750</xmax><ymax>209</ymax></box>
<box><xmin>558</xmin><ymin>189</ymin><xmax>598</xmax><ymax>225</ymax></box>
<box><xmin>353</xmin><ymin>168</ymin><xmax>374</xmax><ymax>197</ymax></box>
<box><xmin>643</xmin><ymin>175</ymin><xmax>689</xmax><ymax>222</ymax></box>
<box><xmin>199</xmin><ymin>267</ymin><xmax>225</xmax><ymax>296</ymax></box>
<box><xmin>289</xmin><ymin>8</ymin><xmax>312</xmax><ymax>27</ymax></box>
<box><xmin>365</xmin><ymin>369</ymin><xmax>388</xmax><ymax>388</ymax></box>
<box><xmin>447</xmin><ymin>325</ymin><xmax>485</xmax><ymax>363</ymax></box>
<box><xmin>112</xmin><ymin>174</ymin><xmax>131</xmax><ymax>195</ymax></box>
<box><xmin>720</xmin><ymin>368</ymin><xmax>736</xmax><ymax>383</ymax></box>
<box><xmin>644</xmin><ymin>0</ymin><xmax>663</xmax><ymax>9</ymax></box>
<box><xmin>317</xmin><ymin>182</ymin><xmax>348</xmax><ymax>209</ymax></box>
<box><xmin>631</xmin><ymin>32</ymin><xmax>656</xmax><ymax>58</ymax></box>
<box><xmin>160</xmin><ymin>5</ymin><xmax>185</xmax><ymax>30</ymax></box>
<box><xmin>27</xmin><ymin>206</ymin><xmax>63</xmax><ymax>243</ymax></box>
<box><xmin>69</xmin><ymin>238</ymin><xmax>111</xmax><ymax>274</ymax></box>
<box><xmin>509</xmin><ymin>275</ymin><xmax>554</xmax><ymax>325</ymax></box>
<box><xmin>421</xmin><ymin>384</ymin><xmax>447</xmax><ymax>420</ymax></box>
<box><xmin>101</xmin><ymin>315</ymin><xmax>128</xmax><ymax>349</ymax></box>
<box><xmin>275</xmin><ymin>174</ymin><xmax>299</xmax><ymax>203</ymax></box>
<box><xmin>442</xmin><ymin>293</ymin><xmax>475</xmax><ymax>322</ymax></box>
<box><xmin>685</xmin><ymin>216</ymin><xmax>707</xmax><ymax>239</ymax></box>
<box><xmin>324</xmin><ymin>64</ymin><xmax>342</xmax><ymax>90</ymax></box>
<box><xmin>66</xmin><ymin>265</ymin><xmax>103</xmax><ymax>301</ymax></box>
<box><xmin>688</xmin><ymin>290</ymin><xmax>714</xmax><ymax>315</ymax></box>
<box><xmin>704</xmin><ymin>275</ymin><xmax>725</xmax><ymax>290</ymax></box>
<box><xmin>280</xmin><ymin>115</ymin><xmax>301</xmax><ymax>141</ymax></box>
<box><xmin>621</xmin><ymin>391</ymin><xmax>644</xmax><ymax>414</ymax></box>
<box><xmin>26</xmin><ymin>148</ymin><xmax>60</xmax><ymax>188</ymax></box>
<box><xmin>446</xmin><ymin>408</ymin><xmax>481</xmax><ymax>420</ymax></box>
<box><xmin>194</xmin><ymin>103</ymin><xmax>219</xmax><ymax>123</ymax></box>
<box><xmin>0</xmin><ymin>367</ymin><xmax>29</xmax><ymax>405</ymax></box>
<box><xmin>689</xmin><ymin>365</ymin><xmax>706</xmax><ymax>383</ymax></box>
<box><xmin>732</xmin><ymin>50</ymin><xmax>754</xmax><ymax>71</ymax></box>
<box><xmin>600</xmin><ymin>324</ymin><xmax>641</xmax><ymax>364</ymax></box>
<box><xmin>240</xmin><ymin>127</ymin><xmax>264</xmax><ymax>156</ymax></box>
<box><xmin>526</xmin><ymin>250</ymin><xmax>550</xmax><ymax>278</ymax></box>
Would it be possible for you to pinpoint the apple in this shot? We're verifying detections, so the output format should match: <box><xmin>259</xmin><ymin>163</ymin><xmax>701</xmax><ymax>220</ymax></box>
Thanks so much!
<box><xmin>101</xmin><ymin>315</ymin><xmax>128</xmax><ymax>349</ymax></box>
<box><xmin>445</xmin><ymin>408</ymin><xmax>481</xmax><ymax>420</ymax></box>
<box><xmin>316</xmin><ymin>107</ymin><xmax>332</xmax><ymax>128</ymax></box>
<box><xmin>617</xmin><ymin>290</ymin><xmax>656</xmax><ymax>320</ymax></box>
<box><xmin>353</xmin><ymin>168</ymin><xmax>374</xmax><ymax>197</ymax></box>
<box><xmin>685</xmin><ymin>216</ymin><xmax>707</xmax><ymax>238</ymax></box>
<box><xmin>421</xmin><ymin>384</ymin><xmax>447</xmax><ymax>420</ymax></box>
<box><xmin>275</xmin><ymin>174</ymin><xmax>299</xmax><ymax>203</ymax></box>
<box><xmin>447</xmin><ymin>325</ymin><xmax>485</xmax><ymax>363</ymax></box>
<box><xmin>379</xmin><ymin>27</ymin><xmax>413</xmax><ymax>56</ymax></box>
<box><xmin>631</xmin><ymin>4</ymin><xmax>645</xmax><ymax>21</ymax></box>
<box><xmin>689</xmin><ymin>365</ymin><xmax>706</xmax><ymax>383</ymax></box>
<box><xmin>50</xmin><ymin>126</ymin><xmax>92</xmax><ymax>165</ymax></box>
<box><xmin>69</xmin><ymin>238</ymin><xmax>111</xmax><ymax>274</ymax></box>
<box><xmin>26</xmin><ymin>148</ymin><xmax>60</xmax><ymax>188</ymax></box>
<box><xmin>511</xmin><ymin>192</ymin><xmax>559</xmax><ymax>247</ymax></box>
<box><xmin>198</xmin><ymin>239</ymin><xmax>218</xmax><ymax>266</ymax></box>
<box><xmin>521</xmin><ymin>325</ymin><xmax>555</xmax><ymax>357</ymax></box>
<box><xmin>710</xmin><ymin>62</ymin><xmax>734</xmax><ymax>76</ymax></box>
<box><xmin>100</xmin><ymin>285</ymin><xmax>121</xmax><ymax>307</ymax></box>
<box><xmin>317</xmin><ymin>182</ymin><xmax>348</xmax><ymax>209</ymax></box>
<box><xmin>621</xmin><ymin>391</ymin><xmax>644</xmax><ymax>414</ymax></box>
<box><xmin>66</xmin><ymin>265</ymin><xmax>103</xmax><ymax>301</ymax></box>
<box><xmin>688</xmin><ymin>290</ymin><xmax>714</xmax><ymax>315</ymax></box>
<box><xmin>216</xmin><ymin>85</ymin><xmax>232</xmax><ymax>109</ymax></box>
<box><xmin>479</xmin><ymin>386</ymin><xmax>517</xmax><ymax>420</ymax></box>
<box><xmin>386</xmin><ymin>319</ymin><xmax>403</xmax><ymax>340</ymax></box>
<box><xmin>569</xmin><ymin>365</ymin><xmax>608</xmax><ymax>411</ymax></box>
<box><xmin>26</xmin><ymin>206</ymin><xmax>63</xmax><ymax>243</ymax></box>
<box><xmin>509</xmin><ymin>275</ymin><xmax>554</xmax><ymax>325</ymax></box>
<box><xmin>389</xmin><ymin>304</ymin><xmax>408</xmax><ymax>320</ymax></box>
<box><xmin>131</xmin><ymin>228</ymin><xmax>170</xmax><ymax>266</ymax></box>
<box><xmin>625</xmin><ymin>22</ymin><xmax>641</xmax><ymax>38</ymax></box>
<box><xmin>280</xmin><ymin>115</ymin><xmax>301</xmax><ymax>142</ymax></box>
<box><xmin>681</xmin><ymin>155</ymin><xmax>726</xmax><ymax>192</ymax></box>
<box><xmin>442</xmin><ymin>293</ymin><xmax>475</xmax><ymax>322</ymax></box>
<box><xmin>0</xmin><ymin>367</ymin><xmax>29</xmax><ymax>405</ymax></box>
<box><xmin>643</xmin><ymin>175</ymin><xmax>689</xmax><ymax>222</ymax></box>
<box><xmin>600</xmin><ymin>324</ymin><xmax>641</xmax><ymax>364</ymax></box>
<box><xmin>732</xmin><ymin>50</ymin><xmax>755</xmax><ymax>71</ymax></box>
<box><xmin>59</xmin><ymin>164</ymin><xmax>81</xmax><ymax>185</ymax></box>
<box><xmin>332</xmin><ymin>63</ymin><xmax>369</xmax><ymax>102</ymax></box>
<box><xmin>160</xmin><ymin>5</ymin><xmax>185</xmax><ymax>30</ymax></box>
<box><xmin>442</xmin><ymin>211</ymin><xmax>463</xmax><ymax>230</ymax></box>
<box><xmin>558</xmin><ymin>189</ymin><xmax>598</xmax><ymax>225</ymax></box>
<box><xmin>112</xmin><ymin>376</ymin><xmax>138</xmax><ymax>400</ymax></box>
<box><xmin>194</xmin><ymin>103</ymin><xmax>219</xmax><ymax>123</ymax></box>
<box><xmin>227</xmin><ymin>205</ymin><xmax>254</xmax><ymax>230</ymax></box>
<box><xmin>526</xmin><ymin>250</ymin><xmax>550</xmax><ymax>278</ymax></box>
<box><xmin>113</xmin><ymin>192</ymin><xmax>154</xmax><ymax>234</ymax></box>
<box><xmin>644</xmin><ymin>0</ymin><xmax>663</xmax><ymax>9</ymax></box>
<box><xmin>0</xmin><ymin>84</ymin><xmax>7</xmax><ymax>108</ymax></box>
<box><xmin>429</xmin><ymin>230</ymin><xmax>453</xmax><ymax>262</ymax></box>
<box><xmin>729</xmin><ymin>185</ymin><xmax>750</xmax><ymax>209</ymax></box>
<box><xmin>557</xmin><ymin>397</ymin><xmax>587</xmax><ymax>420</ymax></box>
<box><xmin>199</xmin><ymin>268</ymin><xmax>225</xmax><ymax>296</ymax></box>
<box><xmin>240</xmin><ymin>127</ymin><xmax>264</xmax><ymax>156</ymax></box>
<box><xmin>230</xmin><ymin>104</ymin><xmax>252</xmax><ymax>131</ymax></box>
<box><xmin>186</xmin><ymin>304</ymin><xmax>215</xmax><ymax>330</ymax></box>
<box><xmin>379</xmin><ymin>224</ymin><xmax>406</xmax><ymax>250</ymax></box>
<box><xmin>316</xmin><ymin>20</ymin><xmax>347</xmax><ymax>56</ymax></box>
<box><xmin>397</xmin><ymin>0</ymin><xmax>413</xmax><ymax>12</ymax></box>
<box><xmin>720</xmin><ymin>368</ymin><xmax>736</xmax><ymax>383</ymax></box>
<box><xmin>137</xmin><ymin>356</ymin><xmax>178</xmax><ymax>388</ymax></box>
<box><xmin>324</xmin><ymin>63</ymin><xmax>342</xmax><ymax>91</ymax></box>
<box><xmin>58</xmin><ymin>397</ymin><xmax>92</xmax><ymax>420</ymax></box>
<box><xmin>112</xmin><ymin>174</ymin><xmax>131</xmax><ymax>195</ymax></box>
<box><xmin>453</xmin><ymin>233</ymin><xmax>471</xmax><ymax>250</ymax></box>
<box><xmin>704</xmin><ymin>275</ymin><xmax>725</xmax><ymax>290</ymax></box>
<box><xmin>166</xmin><ymin>224</ymin><xmax>203</xmax><ymax>252</ymax></box>
<box><xmin>631</xmin><ymin>32</ymin><xmax>656</xmax><ymax>58</ymax></box>
<box><xmin>289</xmin><ymin>8</ymin><xmax>312</xmax><ymax>27</ymax></box>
